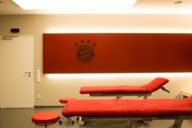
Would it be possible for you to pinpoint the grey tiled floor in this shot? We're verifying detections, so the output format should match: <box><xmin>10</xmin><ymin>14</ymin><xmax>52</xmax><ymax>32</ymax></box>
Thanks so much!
<box><xmin>0</xmin><ymin>107</ymin><xmax>192</xmax><ymax>128</ymax></box>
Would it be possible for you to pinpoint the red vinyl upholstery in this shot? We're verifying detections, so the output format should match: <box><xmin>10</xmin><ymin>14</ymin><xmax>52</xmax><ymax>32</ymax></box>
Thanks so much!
<box><xmin>32</xmin><ymin>112</ymin><xmax>60</xmax><ymax>125</ymax></box>
<box><xmin>59</xmin><ymin>97</ymin><xmax>75</xmax><ymax>104</ymax></box>
<box><xmin>62</xmin><ymin>97</ymin><xmax>192</xmax><ymax>117</ymax></box>
<box><xmin>80</xmin><ymin>77</ymin><xmax>169</xmax><ymax>94</ymax></box>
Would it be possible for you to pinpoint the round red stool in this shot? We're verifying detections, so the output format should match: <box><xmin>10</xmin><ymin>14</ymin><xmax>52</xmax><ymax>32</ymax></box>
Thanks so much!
<box><xmin>32</xmin><ymin>112</ymin><xmax>60</xmax><ymax>128</ymax></box>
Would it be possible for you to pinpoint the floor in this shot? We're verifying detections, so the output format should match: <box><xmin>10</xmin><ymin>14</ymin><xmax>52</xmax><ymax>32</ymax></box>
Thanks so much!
<box><xmin>0</xmin><ymin>107</ymin><xmax>192</xmax><ymax>128</ymax></box>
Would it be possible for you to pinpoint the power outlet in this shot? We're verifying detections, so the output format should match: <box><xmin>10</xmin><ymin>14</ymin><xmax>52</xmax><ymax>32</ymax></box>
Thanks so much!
<box><xmin>36</xmin><ymin>94</ymin><xmax>41</xmax><ymax>99</ymax></box>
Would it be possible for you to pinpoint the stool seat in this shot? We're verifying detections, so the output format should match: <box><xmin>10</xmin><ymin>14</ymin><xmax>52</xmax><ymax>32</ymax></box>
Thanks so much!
<box><xmin>32</xmin><ymin>112</ymin><xmax>60</xmax><ymax>126</ymax></box>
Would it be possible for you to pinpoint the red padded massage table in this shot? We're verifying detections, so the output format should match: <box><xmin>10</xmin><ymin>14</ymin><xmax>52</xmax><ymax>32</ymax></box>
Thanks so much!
<box><xmin>80</xmin><ymin>77</ymin><xmax>169</xmax><ymax>98</ymax></box>
<box><xmin>62</xmin><ymin>97</ymin><xmax>192</xmax><ymax>128</ymax></box>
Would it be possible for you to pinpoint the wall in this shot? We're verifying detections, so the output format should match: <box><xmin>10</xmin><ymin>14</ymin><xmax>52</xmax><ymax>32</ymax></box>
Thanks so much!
<box><xmin>0</xmin><ymin>14</ymin><xmax>192</xmax><ymax>106</ymax></box>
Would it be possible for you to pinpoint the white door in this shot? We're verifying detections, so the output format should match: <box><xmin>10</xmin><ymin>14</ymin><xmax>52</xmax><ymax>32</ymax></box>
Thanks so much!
<box><xmin>0</xmin><ymin>35</ymin><xmax>34</xmax><ymax>108</ymax></box>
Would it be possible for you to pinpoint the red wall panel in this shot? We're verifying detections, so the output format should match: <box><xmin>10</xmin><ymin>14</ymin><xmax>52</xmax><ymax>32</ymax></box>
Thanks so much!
<box><xmin>43</xmin><ymin>33</ymin><xmax>192</xmax><ymax>73</ymax></box>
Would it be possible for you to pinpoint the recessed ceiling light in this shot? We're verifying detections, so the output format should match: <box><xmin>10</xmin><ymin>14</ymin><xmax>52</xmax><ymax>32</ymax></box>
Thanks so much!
<box><xmin>12</xmin><ymin>0</ymin><xmax>137</xmax><ymax>13</ymax></box>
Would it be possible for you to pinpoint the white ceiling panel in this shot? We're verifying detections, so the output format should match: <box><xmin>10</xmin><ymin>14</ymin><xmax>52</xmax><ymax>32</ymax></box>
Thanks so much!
<box><xmin>0</xmin><ymin>0</ymin><xmax>192</xmax><ymax>14</ymax></box>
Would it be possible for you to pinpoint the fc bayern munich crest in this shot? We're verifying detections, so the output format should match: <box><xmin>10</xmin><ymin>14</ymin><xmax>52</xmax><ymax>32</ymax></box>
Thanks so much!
<box><xmin>75</xmin><ymin>40</ymin><xmax>96</xmax><ymax>63</ymax></box>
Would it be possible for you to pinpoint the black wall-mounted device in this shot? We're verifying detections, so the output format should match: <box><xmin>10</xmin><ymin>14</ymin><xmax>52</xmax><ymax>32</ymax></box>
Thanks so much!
<box><xmin>10</xmin><ymin>28</ymin><xmax>20</xmax><ymax>33</ymax></box>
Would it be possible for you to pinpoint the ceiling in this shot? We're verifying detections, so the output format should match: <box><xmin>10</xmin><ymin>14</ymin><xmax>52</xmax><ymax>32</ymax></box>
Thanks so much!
<box><xmin>0</xmin><ymin>0</ymin><xmax>192</xmax><ymax>14</ymax></box>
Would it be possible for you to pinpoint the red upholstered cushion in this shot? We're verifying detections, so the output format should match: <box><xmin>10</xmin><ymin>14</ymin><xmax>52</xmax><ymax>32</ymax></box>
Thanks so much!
<box><xmin>80</xmin><ymin>85</ymin><xmax>147</xmax><ymax>94</ymax></box>
<box><xmin>62</xmin><ymin>97</ymin><xmax>192</xmax><ymax>117</ymax></box>
<box><xmin>32</xmin><ymin>112</ymin><xmax>60</xmax><ymax>125</ymax></box>
<box><xmin>59</xmin><ymin>97</ymin><xmax>75</xmax><ymax>104</ymax></box>
<box><xmin>80</xmin><ymin>77</ymin><xmax>169</xmax><ymax>94</ymax></box>
<box><xmin>144</xmin><ymin>77</ymin><xmax>169</xmax><ymax>92</ymax></box>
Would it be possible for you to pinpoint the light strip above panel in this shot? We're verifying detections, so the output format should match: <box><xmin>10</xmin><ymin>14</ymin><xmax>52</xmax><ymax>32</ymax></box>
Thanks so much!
<box><xmin>12</xmin><ymin>0</ymin><xmax>137</xmax><ymax>13</ymax></box>
<box><xmin>47</xmin><ymin>73</ymin><xmax>192</xmax><ymax>79</ymax></box>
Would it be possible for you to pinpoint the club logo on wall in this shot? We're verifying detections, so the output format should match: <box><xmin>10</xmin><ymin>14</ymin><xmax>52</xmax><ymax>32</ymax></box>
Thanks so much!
<box><xmin>75</xmin><ymin>40</ymin><xmax>96</xmax><ymax>63</ymax></box>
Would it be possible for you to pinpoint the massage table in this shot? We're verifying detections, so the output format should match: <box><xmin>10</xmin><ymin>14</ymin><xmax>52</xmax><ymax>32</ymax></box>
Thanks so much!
<box><xmin>62</xmin><ymin>97</ymin><xmax>192</xmax><ymax>128</ymax></box>
<box><xmin>80</xmin><ymin>77</ymin><xmax>169</xmax><ymax>98</ymax></box>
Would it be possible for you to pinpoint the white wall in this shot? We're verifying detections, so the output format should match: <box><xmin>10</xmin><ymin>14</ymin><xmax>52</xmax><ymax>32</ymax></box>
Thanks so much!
<box><xmin>0</xmin><ymin>14</ymin><xmax>192</xmax><ymax>106</ymax></box>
